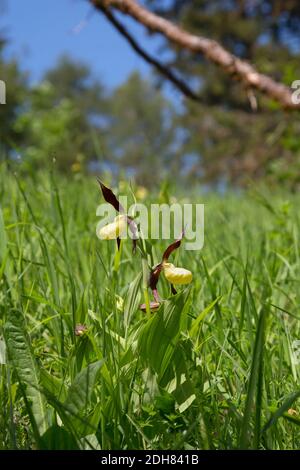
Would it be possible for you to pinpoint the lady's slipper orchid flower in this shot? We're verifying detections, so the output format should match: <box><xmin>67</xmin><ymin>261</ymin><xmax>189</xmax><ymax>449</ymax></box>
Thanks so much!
<box><xmin>149</xmin><ymin>232</ymin><xmax>192</xmax><ymax>300</ymax></box>
<box><xmin>98</xmin><ymin>214</ymin><xmax>127</xmax><ymax>240</ymax></box>
<box><xmin>162</xmin><ymin>262</ymin><xmax>193</xmax><ymax>285</ymax></box>
<box><xmin>97</xmin><ymin>178</ymin><xmax>138</xmax><ymax>251</ymax></box>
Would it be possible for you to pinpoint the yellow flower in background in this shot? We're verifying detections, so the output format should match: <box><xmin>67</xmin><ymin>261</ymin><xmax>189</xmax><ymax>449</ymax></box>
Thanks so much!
<box><xmin>119</xmin><ymin>180</ymin><xmax>127</xmax><ymax>192</ymax></box>
<box><xmin>163</xmin><ymin>262</ymin><xmax>193</xmax><ymax>285</ymax></box>
<box><xmin>136</xmin><ymin>186</ymin><xmax>148</xmax><ymax>200</ymax></box>
<box><xmin>97</xmin><ymin>214</ymin><xmax>127</xmax><ymax>240</ymax></box>
<box><xmin>71</xmin><ymin>162</ymin><xmax>81</xmax><ymax>173</ymax></box>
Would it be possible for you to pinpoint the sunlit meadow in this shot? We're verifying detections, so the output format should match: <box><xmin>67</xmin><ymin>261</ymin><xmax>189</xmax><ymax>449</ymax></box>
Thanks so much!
<box><xmin>1</xmin><ymin>163</ymin><xmax>300</xmax><ymax>450</ymax></box>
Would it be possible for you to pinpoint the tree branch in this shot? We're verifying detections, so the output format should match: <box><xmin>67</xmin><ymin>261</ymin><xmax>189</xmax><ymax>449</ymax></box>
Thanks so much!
<box><xmin>90</xmin><ymin>0</ymin><xmax>300</xmax><ymax>110</ymax></box>
<box><xmin>98</xmin><ymin>5</ymin><xmax>201</xmax><ymax>102</ymax></box>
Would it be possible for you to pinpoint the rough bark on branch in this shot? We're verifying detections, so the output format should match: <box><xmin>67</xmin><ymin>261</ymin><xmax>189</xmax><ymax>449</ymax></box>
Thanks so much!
<box><xmin>99</xmin><ymin>5</ymin><xmax>201</xmax><ymax>101</ymax></box>
<box><xmin>90</xmin><ymin>0</ymin><xmax>299</xmax><ymax>110</ymax></box>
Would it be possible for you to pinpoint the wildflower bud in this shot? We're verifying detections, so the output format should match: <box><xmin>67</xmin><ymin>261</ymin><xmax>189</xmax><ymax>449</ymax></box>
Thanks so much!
<box><xmin>162</xmin><ymin>262</ymin><xmax>192</xmax><ymax>285</ymax></box>
<box><xmin>71</xmin><ymin>162</ymin><xmax>81</xmax><ymax>173</ymax></box>
<box><xmin>75</xmin><ymin>324</ymin><xmax>88</xmax><ymax>336</ymax></box>
<box><xmin>97</xmin><ymin>214</ymin><xmax>127</xmax><ymax>240</ymax></box>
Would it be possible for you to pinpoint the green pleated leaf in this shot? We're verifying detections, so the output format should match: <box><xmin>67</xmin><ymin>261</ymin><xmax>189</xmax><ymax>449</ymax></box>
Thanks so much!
<box><xmin>63</xmin><ymin>360</ymin><xmax>104</xmax><ymax>436</ymax></box>
<box><xmin>40</xmin><ymin>424</ymin><xmax>79</xmax><ymax>450</ymax></box>
<box><xmin>138</xmin><ymin>289</ymin><xmax>190</xmax><ymax>378</ymax></box>
<box><xmin>40</xmin><ymin>368</ymin><xmax>67</xmax><ymax>402</ymax></box>
<box><xmin>239</xmin><ymin>307</ymin><xmax>267</xmax><ymax>449</ymax></box>
<box><xmin>4</xmin><ymin>309</ymin><xmax>48</xmax><ymax>437</ymax></box>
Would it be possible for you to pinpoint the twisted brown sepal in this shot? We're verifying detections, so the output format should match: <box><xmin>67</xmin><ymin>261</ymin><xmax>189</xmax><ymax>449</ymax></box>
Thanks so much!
<box><xmin>148</xmin><ymin>266</ymin><xmax>163</xmax><ymax>309</ymax></box>
<box><xmin>149</xmin><ymin>263</ymin><xmax>163</xmax><ymax>291</ymax></box>
<box><xmin>97</xmin><ymin>177</ymin><xmax>125</xmax><ymax>213</ymax></box>
<box><xmin>162</xmin><ymin>230</ymin><xmax>185</xmax><ymax>262</ymax></box>
<box><xmin>170</xmin><ymin>284</ymin><xmax>177</xmax><ymax>295</ymax></box>
<box><xmin>149</xmin><ymin>232</ymin><xmax>185</xmax><ymax>293</ymax></box>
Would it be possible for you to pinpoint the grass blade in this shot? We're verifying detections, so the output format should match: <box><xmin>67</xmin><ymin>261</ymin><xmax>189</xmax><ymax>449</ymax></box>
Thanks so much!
<box><xmin>239</xmin><ymin>307</ymin><xmax>267</xmax><ymax>449</ymax></box>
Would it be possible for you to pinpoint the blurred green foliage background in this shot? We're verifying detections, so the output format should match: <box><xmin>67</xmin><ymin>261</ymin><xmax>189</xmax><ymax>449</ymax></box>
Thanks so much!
<box><xmin>1</xmin><ymin>0</ymin><xmax>300</xmax><ymax>188</ymax></box>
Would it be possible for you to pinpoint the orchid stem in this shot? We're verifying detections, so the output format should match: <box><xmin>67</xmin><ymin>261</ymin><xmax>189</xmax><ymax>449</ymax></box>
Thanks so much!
<box><xmin>142</xmin><ymin>258</ymin><xmax>151</xmax><ymax>318</ymax></box>
<box><xmin>113</xmin><ymin>238</ymin><xmax>123</xmax><ymax>272</ymax></box>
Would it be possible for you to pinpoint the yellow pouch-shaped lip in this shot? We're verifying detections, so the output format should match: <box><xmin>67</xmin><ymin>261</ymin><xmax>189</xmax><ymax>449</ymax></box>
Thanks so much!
<box><xmin>163</xmin><ymin>262</ymin><xmax>192</xmax><ymax>285</ymax></box>
<box><xmin>98</xmin><ymin>214</ymin><xmax>127</xmax><ymax>240</ymax></box>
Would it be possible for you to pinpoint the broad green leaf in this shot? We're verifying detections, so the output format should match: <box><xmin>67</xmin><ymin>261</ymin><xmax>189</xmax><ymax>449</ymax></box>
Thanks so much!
<box><xmin>63</xmin><ymin>360</ymin><xmax>104</xmax><ymax>436</ymax></box>
<box><xmin>138</xmin><ymin>289</ymin><xmax>190</xmax><ymax>378</ymax></box>
<box><xmin>161</xmin><ymin>340</ymin><xmax>196</xmax><ymax>411</ymax></box>
<box><xmin>40</xmin><ymin>368</ymin><xmax>67</xmax><ymax>402</ymax></box>
<box><xmin>4</xmin><ymin>309</ymin><xmax>48</xmax><ymax>436</ymax></box>
<box><xmin>167</xmin><ymin>373</ymin><xmax>196</xmax><ymax>413</ymax></box>
<box><xmin>40</xmin><ymin>424</ymin><xmax>79</xmax><ymax>450</ymax></box>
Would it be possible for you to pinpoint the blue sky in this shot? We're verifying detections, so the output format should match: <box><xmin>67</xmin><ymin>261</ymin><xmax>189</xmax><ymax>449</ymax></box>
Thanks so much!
<box><xmin>1</xmin><ymin>0</ymin><xmax>164</xmax><ymax>90</ymax></box>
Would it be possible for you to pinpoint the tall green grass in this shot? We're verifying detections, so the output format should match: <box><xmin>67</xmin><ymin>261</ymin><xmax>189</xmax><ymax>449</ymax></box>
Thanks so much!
<box><xmin>0</xmin><ymin>163</ymin><xmax>300</xmax><ymax>449</ymax></box>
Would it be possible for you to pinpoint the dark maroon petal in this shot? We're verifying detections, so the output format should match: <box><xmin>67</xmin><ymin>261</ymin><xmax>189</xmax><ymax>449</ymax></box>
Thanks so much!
<box><xmin>162</xmin><ymin>230</ymin><xmax>185</xmax><ymax>262</ymax></box>
<box><xmin>97</xmin><ymin>178</ymin><xmax>125</xmax><ymax>213</ymax></box>
<box><xmin>149</xmin><ymin>263</ymin><xmax>163</xmax><ymax>291</ymax></box>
